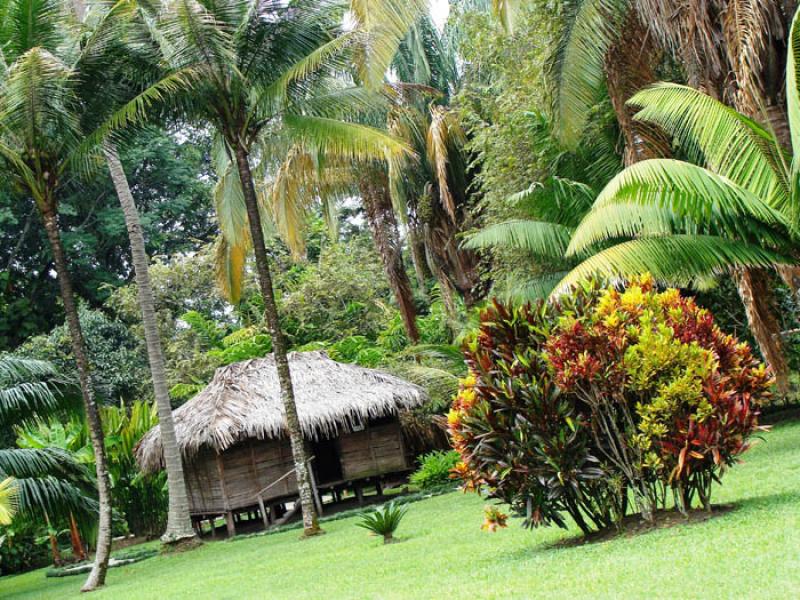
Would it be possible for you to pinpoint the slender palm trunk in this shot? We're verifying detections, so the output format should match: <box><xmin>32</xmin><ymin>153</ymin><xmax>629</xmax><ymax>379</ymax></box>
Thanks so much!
<box><xmin>735</xmin><ymin>269</ymin><xmax>792</xmax><ymax>397</ymax></box>
<box><xmin>39</xmin><ymin>200</ymin><xmax>112</xmax><ymax>591</ymax></box>
<box><xmin>359</xmin><ymin>167</ymin><xmax>420</xmax><ymax>343</ymax></box>
<box><xmin>69</xmin><ymin>513</ymin><xmax>86</xmax><ymax>561</ymax></box>
<box><xmin>104</xmin><ymin>146</ymin><xmax>198</xmax><ymax>545</ymax></box>
<box><xmin>231</xmin><ymin>140</ymin><xmax>320</xmax><ymax>536</ymax></box>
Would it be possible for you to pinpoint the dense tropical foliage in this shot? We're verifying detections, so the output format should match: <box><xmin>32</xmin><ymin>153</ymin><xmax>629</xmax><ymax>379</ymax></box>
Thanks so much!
<box><xmin>1</xmin><ymin>0</ymin><xmax>799</xmax><ymax>595</ymax></box>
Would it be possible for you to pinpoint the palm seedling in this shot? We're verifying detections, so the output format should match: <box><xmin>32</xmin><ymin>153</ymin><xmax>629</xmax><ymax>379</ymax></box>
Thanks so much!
<box><xmin>356</xmin><ymin>501</ymin><xmax>408</xmax><ymax>544</ymax></box>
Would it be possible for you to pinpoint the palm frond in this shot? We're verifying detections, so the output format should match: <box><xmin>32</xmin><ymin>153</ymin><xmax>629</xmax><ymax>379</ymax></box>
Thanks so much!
<box><xmin>464</xmin><ymin>220</ymin><xmax>574</xmax><ymax>259</ymax></box>
<box><xmin>553</xmin><ymin>0</ymin><xmax>630</xmax><ymax>148</ymax></box>
<box><xmin>788</xmin><ymin>7</ymin><xmax>800</xmax><ymax>176</ymax></box>
<box><xmin>350</xmin><ymin>0</ymin><xmax>428</xmax><ymax>89</ymax></box>
<box><xmin>0</xmin><ymin>356</ymin><xmax>69</xmax><ymax>419</ymax></box>
<box><xmin>567</xmin><ymin>159</ymin><xmax>792</xmax><ymax>255</ymax></box>
<box><xmin>426</xmin><ymin>105</ymin><xmax>465</xmax><ymax>220</ymax></box>
<box><xmin>555</xmin><ymin>235</ymin><xmax>790</xmax><ymax>294</ymax></box>
<box><xmin>630</xmin><ymin>83</ymin><xmax>790</xmax><ymax>210</ymax></box>
<box><xmin>0</xmin><ymin>477</ymin><xmax>19</xmax><ymax>525</ymax></box>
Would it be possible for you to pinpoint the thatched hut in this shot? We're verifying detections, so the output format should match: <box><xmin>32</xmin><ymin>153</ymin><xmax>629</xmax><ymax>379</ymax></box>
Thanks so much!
<box><xmin>136</xmin><ymin>351</ymin><xmax>426</xmax><ymax>535</ymax></box>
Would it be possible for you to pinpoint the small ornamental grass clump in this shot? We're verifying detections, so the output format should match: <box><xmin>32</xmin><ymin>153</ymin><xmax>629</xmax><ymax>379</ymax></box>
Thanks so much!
<box><xmin>449</xmin><ymin>276</ymin><xmax>770</xmax><ymax>534</ymax></box>
<box><xmin>357</xmin><ymin>502</ymin><xmax>408</xmax><ymax>544</ymax></box>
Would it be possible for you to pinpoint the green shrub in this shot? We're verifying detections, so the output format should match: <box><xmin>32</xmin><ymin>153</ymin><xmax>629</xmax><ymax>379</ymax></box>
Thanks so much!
<box><xmin>356</xmin><ymin>502</ymin><xmax>408</xmax><ymax>544</ymax></box>
<box><xmin>410</xmin><ymin>451</ymin><xmax>460</xmax><ymax>490</ymax></box>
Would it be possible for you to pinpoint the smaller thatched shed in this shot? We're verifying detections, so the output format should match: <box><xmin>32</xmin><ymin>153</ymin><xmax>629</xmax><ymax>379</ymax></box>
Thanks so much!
<box><xmin>136</xmin><ymin>351</ymin><xmax>426</xmax><ymax>534</ymax></box>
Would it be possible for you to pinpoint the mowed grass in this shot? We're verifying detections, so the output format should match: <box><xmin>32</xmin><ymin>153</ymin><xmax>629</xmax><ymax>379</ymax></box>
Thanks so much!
<box><xmin>3</xmin><ymin>421</ymin><xmax>799</xmax><ymax>600</ymax></box>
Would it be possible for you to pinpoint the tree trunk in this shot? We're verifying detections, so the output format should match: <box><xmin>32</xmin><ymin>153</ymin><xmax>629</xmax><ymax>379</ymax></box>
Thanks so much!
<box><xmin>605</xmin><ymin>10</ymin><xmax>670</xmax><ymax>166</ymax></box>
<box><xmin>735</xmin><ymin>269</ymin><xmax>792</xmax><ymax>397</ymax></box>
<box><xmin>359</xmin><ymin>167</ymin><xmax>420</xmax><ymax>344</ymax></box>
<box><xmin>69</xmin><ymin>512</ymin><xmax>86</xmax><ymax>562</ymax></box>
<box><xmin>104</xmin><ymin>145</ymin><xmax>198</xmax><ymax>546</ymax></box>
<box><xmin>38</xmin><ymin>200</ymin><xmax>112</xmax><ymax>591</ymax></box>
<box><xmin>231</xmin><ymin>141</ymin><xmax>321</xmax><ymax>536</ymax></box>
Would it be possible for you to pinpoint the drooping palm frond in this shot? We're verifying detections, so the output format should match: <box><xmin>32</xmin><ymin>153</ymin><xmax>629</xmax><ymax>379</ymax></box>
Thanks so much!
<box><xmin>0</xmin><ymin>356</ymin><xmax>70</xmax><ymax>420</ymax></box>
<box><xmin>630</xmin><ymin>83</ymin><xmax>790</xmax><ymax>209</ymax></box>
<box><xmin>567</xmin><ymin>159</ymin><xmax>792</xmax><ymax>255</ymax></box>
<box><xmin>464</xmin><ymin>220</ymin><xmax>574</xmax><ymax>259</ymax></box>
<box><xmin>555</xmin><ymin>235</ymin><xmax>789</xmax><ymax>295</ymax></box>
<box><xmin>552</xmin><ymin>0</ymin><xmax>630</xmax><ymax>148</ymax></box>
<box><xmin>283</xmin><ymin>116</ymin><xmax>412</xmax><ymax>168</ymax></box>
<box><xmin>349</xmin><ymin>0</ymin><xmax>428</xmax><ymax>89</ymax></box>
<box><xmin>426</xmin><ymin>105</ymin><xmax>466</xmax><ymax>220</ymax></box>
<box><xmin>787</xmin><ymin>7</ymin><xmax>800</xmax><ymax>176</ymax></box>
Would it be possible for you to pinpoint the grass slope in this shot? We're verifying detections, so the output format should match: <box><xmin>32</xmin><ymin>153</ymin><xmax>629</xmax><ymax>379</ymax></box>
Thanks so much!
<box><xmin>3</xmin><ymin>421</ymin><xmax>799</xmax><ymax>599</ymax></box>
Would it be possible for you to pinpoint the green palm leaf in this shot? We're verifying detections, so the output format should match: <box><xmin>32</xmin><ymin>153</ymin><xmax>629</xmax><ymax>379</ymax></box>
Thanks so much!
<box><xmin>629</xmin><ymin>83</ymin><xmax>790</xmax><ymax>210</ymax></box>
<box><xmin>556</xmin><ymin>235</ymin><xmax>790</xmax><ymax>294</ymax></box>
<box><xmin>553</xmin><ymin>0</ymin><xmax>630</xmax><ymax>148</ymax></box>
<box><xmin>464</xmin><ymin>220</ymin><xmax>574</xmax><ymax>259</ymax></box>
<box><xmin>567</xmin><ymin>159</ymin><xmax>792</xmax><ymax>255</ymax></box>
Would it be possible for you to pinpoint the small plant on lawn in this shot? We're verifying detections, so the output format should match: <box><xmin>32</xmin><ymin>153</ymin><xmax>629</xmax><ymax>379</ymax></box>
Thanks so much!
<box><xmin>410</xmin><ymin>451</ymin><xmax>460</xmax><ymax>491</ymax></box>
<box><xmin>357</xmin><ymin>502</ymin><xmax>408</xmax><ymax>544</ymax></box>
<box><xmin>481</xmin><ymin>506</ymin><xmax>508</xmax><ymax>532</ymax></box>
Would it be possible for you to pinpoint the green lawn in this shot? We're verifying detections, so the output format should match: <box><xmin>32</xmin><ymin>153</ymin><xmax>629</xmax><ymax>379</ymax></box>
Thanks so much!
<box><xmin>3</xmin><ymin>421</ymin><xmax>799</xmax><ymax>599</ymax></box>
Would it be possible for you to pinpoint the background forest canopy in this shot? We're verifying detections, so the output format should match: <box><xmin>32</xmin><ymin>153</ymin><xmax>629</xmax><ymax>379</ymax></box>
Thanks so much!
<box><xmin>2</xmin><ymin>0</ymin><xmax>800</xmax><ymax>580</ymax></box>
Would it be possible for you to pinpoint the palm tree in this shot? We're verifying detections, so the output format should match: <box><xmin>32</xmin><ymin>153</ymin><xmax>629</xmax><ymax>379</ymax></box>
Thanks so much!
<box><xmin>558</xmin><ymin>8</ymin><xmax>800</xmax><ymax>396</ymax></box>
<box><xmin>0</xmin><ymin>1</ymin><xmax>115</xmax><ymax>586</ymax></box>
<box><xmin>547</xmin><ymin>0</ymin><xmax>796</xmax><ymax>390</ymax></box>
<box><xmin>66</xmin><ymin>0</ymin><xmax>198</xmax><ymax>548</ymax></box>
<box><xmin>0</xmin><ymin>0</ymin><xmax>188</xmax><ymax>587</ymax></box>
<box><xmin>142</xmin><ymin>0</ymin><xmax>421</xmax><ymax>536</ymax></box>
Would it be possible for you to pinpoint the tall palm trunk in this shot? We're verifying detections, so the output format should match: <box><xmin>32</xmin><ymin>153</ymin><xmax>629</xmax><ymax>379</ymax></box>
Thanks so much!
<box><xmin>104</xmin><ymin>146</ymin><xmax>197</xmax><ymax>545</ymax></box>
<box><xmin>231</xmin><ymin>140</ymin><xmax>321</xmax><ymax>536</ymax></box>
<box><xmin>359</xmin><ymin>166</ymin><xmax>420</xmax><ymax>343</ymax></box>
<box><xmin>39</xmin><ymin>199</ymin><xmax>112</xmax><ymax>591</ymax></box>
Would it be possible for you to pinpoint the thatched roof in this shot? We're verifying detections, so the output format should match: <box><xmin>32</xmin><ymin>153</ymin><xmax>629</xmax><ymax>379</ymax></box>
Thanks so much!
<box><xmin>136</xmin><ymin>351</ymin><xmax>427</xmax><ymax>473</ymax></box>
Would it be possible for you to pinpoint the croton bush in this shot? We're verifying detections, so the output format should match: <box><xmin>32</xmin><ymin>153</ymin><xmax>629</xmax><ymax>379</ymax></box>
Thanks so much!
<box><xmin>449</xmin><ymin>276</ymin><xmax>770</xmax><ymax>533</ymax></box>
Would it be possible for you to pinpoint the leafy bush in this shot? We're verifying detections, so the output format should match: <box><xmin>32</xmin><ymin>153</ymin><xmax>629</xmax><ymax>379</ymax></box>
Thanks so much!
<box><xmin>545</xmin><ymin>275</ymin><xmax>770</xmax><ymax>516</ymax></box>
<box><xmin>410</xmin><ymin>451</ymin><xmax>460</xmax><ymax>490</ymax></box>
<box><xmin>448</xmin><ymin>299</ymin><xmax>620</xmax><ymax>534</ymax></box>
<box><xmin>356</xmin><ymin>502</ymin><xmax>409</xmax><ymax>544</ymax></box>
<box><xmin>449</xmin><ymin>277</ymin><xmax>770</xmax><ymax>533</ymax></box>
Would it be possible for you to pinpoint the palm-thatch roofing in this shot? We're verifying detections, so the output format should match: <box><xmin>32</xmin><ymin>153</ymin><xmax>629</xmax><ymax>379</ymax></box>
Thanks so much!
<box><xmin>136</xmin><ymin>351</ymin><xmax>427</xmax><ymax>473</ymax></box>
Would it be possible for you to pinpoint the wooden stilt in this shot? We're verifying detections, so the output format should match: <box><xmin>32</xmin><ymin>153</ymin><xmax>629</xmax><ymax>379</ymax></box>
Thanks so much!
<box><xmin>258</xmin><ymin>496</ymin><xmax>269</xmax><ymax>529</ymax></box>
<box><xmin>375</xmin><ymin>479</ymin><xmax>383</xmax><ymax>497</ymax></box>
<box><xmin>209</xmin><ymin>518</ymin><xmax>216</xmax><ymax>539</ymax></box>
<box><xmin>225</xmin><ymin>511</ymin><xmax>236</xmax><ymax>538</ymax></box>
<box><xmin>355</xmin><ymin>483</ymin><xmax>364</xmax><ymax>507</ymax></box>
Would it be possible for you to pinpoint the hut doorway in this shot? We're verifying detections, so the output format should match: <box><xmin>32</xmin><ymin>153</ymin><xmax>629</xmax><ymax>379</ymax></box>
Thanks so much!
<box><xmin>311</xmin><ymin>438</ymin><xmax>343</xmax><ymax>484</ymax></box>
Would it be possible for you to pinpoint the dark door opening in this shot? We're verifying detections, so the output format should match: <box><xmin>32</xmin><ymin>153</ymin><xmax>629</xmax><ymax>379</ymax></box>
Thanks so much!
<box><xmin>311</xmin><ymin>438</ymin><xmax>343</xmax><ymax>484</ymax></box>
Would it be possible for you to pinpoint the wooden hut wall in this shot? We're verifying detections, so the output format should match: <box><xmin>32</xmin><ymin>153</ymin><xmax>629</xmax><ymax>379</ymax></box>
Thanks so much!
<box><xmin>339</xmin><ymin>420</ymin><xmax>408</xmax><ymax>480</ymax></box>
<box><xmin>183</xmin><ymin>418</ymin><xmax>410</xmax><ymax>515</ymax></box>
